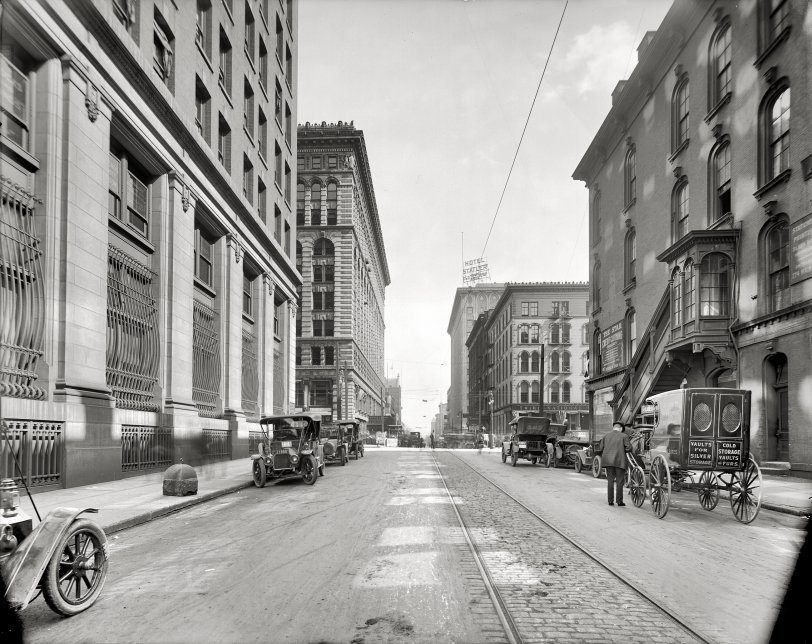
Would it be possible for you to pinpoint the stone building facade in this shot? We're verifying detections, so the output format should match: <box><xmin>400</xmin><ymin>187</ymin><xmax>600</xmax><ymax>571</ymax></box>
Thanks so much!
<box><xmin>573</xmin><ymin>0</ymin><xmax>811</xmax><ymax>471</ymax></box>
<box><xmin>294</xmin><ymin>122</ymin><xmax>389</xmax><ymax>428</ymax></box>
<box><xmin>482</xmin><ymin>283</ymin><xmax>590</xmax><ymax>438</ymax></box>
<box><xmin>0</xmin><ymin>0</ymin><xmax>300</xmax><ymax>489</ymax></box>
<box><xmin>446</xmin><ymin>283</ymin><xmax>503</xmax><ymax>438</ymax></box>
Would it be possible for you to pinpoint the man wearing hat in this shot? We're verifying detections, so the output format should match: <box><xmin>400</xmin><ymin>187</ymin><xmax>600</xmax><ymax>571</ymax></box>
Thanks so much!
<box><xmin>597</xmin><ymin>421</ymin><xmax>632</xmax><ymax>506</ymax></box>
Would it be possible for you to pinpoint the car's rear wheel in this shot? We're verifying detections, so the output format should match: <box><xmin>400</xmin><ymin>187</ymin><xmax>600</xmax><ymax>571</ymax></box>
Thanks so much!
<box><xmin>253</xmin><ymin>459</ymin><xmax>267</xmax><ymax>488</ymax></box>
<box><xmin>301</xmin><ymin>455</ymin><xmax>318</xmax><ymax>485</ymax></box>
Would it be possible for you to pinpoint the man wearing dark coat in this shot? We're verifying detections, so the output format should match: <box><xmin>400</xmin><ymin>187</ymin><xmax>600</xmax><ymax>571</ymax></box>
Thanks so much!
<box><xmin>597</xmin><ymin>421</ymin><xmax>632</xmax><ymax>506</ymax></box>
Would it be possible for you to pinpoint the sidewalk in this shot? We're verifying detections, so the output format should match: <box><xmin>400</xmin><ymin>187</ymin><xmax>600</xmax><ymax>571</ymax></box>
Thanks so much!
<box><xmin>13</xmin><ymin>453</ymin><xmax>812</xmax><ymax>535</ymax></box>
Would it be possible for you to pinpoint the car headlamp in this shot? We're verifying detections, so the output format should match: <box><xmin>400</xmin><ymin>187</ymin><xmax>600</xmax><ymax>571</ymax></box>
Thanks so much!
<box><xmin>290</xmin><ymin>454</ymin><xmax>299</xmax><ymax>465</ymax></box>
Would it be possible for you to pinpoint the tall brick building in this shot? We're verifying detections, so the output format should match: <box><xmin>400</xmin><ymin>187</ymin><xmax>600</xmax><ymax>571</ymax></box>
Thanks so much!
<box><xmin>0</xmin><ymin>0</ymin><xmax>299</xmax><ymax>489</ymax></box>
<box><xmin>294</xmin><ymin>122</ymin><xmax>389</xmax><ymax>428</ymax></box>
<box><xmin>574</xmin><ymin>0</ymin><xmax>811</xmax><ymax>471</ymax></box>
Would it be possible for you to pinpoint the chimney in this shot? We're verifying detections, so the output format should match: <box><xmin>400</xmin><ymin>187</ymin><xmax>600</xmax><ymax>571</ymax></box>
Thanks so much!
<box><xmin>611</xmin><ymin>80</ymin><xmax>627</xmax><ymax>106</ymax></box>
<box><xmin>637</xmin><ymin>30</ymin><xmax>657</xmax><ymax>63</ymax></box>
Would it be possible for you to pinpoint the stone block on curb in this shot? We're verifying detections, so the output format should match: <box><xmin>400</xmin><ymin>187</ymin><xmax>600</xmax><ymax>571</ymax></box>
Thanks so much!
<box><xmin>162</xmin><ymin>463</ymin><xmax>198</xmax><ymax>496</ymax></box>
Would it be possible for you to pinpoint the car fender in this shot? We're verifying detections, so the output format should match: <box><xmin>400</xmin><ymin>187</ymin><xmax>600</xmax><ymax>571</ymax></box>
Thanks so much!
<box><xmin>3</xmin><ymin>507</ymin><xmax>107</xmax><ymax>611</ymax></box>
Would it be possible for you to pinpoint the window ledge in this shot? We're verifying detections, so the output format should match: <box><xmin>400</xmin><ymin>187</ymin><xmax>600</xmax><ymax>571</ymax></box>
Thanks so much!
<box><xmin>244</xmin><ymin>48</ymin><xmax>257</xmax><ymax>73</ymax></box>
<box><xmin>219</xmin><ymin>82</ymin><xmax>234</xmax><ymax>108</ymax></box>
<box><xmin>0</xmin><ymin>136</ymin><xmax>39</xmax><ymax>172</ymax></box>
<box><xmin>704</xmin><ymin>93</ymin><xmax>732</xmax><ymax>123</ymax></box>
<box><xmin>708</xmin><ymin>212</ymin><xmax>733</xmax><ymax>230</ymax></box>
<box><xmin>243</xmin><ymin>125</ymin><xmax>255</xmax><ymax>147</ymax></box>
<box><xmin>754</xmin><ymin>26</ymin><xmax>791</xmax><ymax>69</ymax></box>
<box><xmin>622</xmin><ymin>278</ymin><xmax>636</xmax><ymax>295</ymax></box>
<box><xmin>221</xmin><ymin>0</ymin><xmax>234</xmax><ymax>25</ymax></box>
<box><xmin>108</xmin><ymin>216</ymin><xmax>155</xmax><ymax>254</ymax></box>
<box><xmin>194</xmin><ymin>276</ymin><xmax>217</xmax><ymax>298</ymax></box>
<box><xmin>668</xmin><ymin>138</ymin><xmax>690</xmax><ymax>163</ymax></box>
<box><xmin>754</xmin><ymin>169</ymin><xmax>791</xmax><ymax>199</ymax></box>
<box><xmin>591</xmin><ymin>307</ymin><xmax>602</xmax><ymax>317</ymax></box>
<box><xmin>622</xmin><ymin>197</ymin><xmax>636</xmax><ymax>214</ymax></box>
<box><xmin>242</xmin><ymin>312</ymin><xmax>255</xmax><ymax>325</ymax></box>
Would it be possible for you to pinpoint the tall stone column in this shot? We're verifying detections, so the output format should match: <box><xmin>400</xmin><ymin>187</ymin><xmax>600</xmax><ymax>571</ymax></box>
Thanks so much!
<box><xmin>222</xmin><ymin>234</ymin><xmax>245</xmax><ymax>418</ymax></box>
<box><xmin>288</xmin><ymin>301</ymin><xmax>297</xmax><ymax>413</ymax></box>
<box><xmin>260</xmin><ymin>274</ymin><xmax>276</xmax><ymax>415</ymax></box>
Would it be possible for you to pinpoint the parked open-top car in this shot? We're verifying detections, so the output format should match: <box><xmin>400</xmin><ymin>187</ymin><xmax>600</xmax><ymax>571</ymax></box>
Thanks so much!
<box><xmin>320</xmin><ymin>423</ymin><xmax>350</xmax><ymax>466</ymax></box>
<box><xmin>251</xmin><ymin>414</ymin><xmax>324</xmax><ymax>486</ymax></box>
<box><xmin>341</xmin><ymin>421</ymin><xmax>366</xmax><ymax>460</ymax></box>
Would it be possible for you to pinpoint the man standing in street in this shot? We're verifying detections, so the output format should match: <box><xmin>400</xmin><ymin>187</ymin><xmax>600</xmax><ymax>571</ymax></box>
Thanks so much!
<box><xmin>597</xmin><ymin>421</ymin><xmax>632</xmax><ymax>506</ymax></box>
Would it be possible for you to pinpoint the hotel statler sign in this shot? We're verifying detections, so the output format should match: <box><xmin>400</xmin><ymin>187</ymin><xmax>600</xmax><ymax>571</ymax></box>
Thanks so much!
<box><xmin>600</xmin><ymin>321</ymin><xmax>625</xmax><ymax>373</ymax></box>
<box><xmin>790</xmin><ymin>212</ymin><xmax>812</xmax><ymax>284</ymax></box>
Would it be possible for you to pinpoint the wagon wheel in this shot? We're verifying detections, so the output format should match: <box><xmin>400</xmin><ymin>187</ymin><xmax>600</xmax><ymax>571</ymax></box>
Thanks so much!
<box><xmin>649</xmin><ymin>455</ymin><xmax>671</xmax><ymax>519</ymax></box>
<box><xmin>253</xmin><ymin>459</ymin><xmax>267</xmax><ymax>488</ymax></box>
<box><xmin>629</xmin><ymin>466</ymin><xmax>646</xmax><ymax>508</ymax></box>
<box><xmin>697</xmin><ymin>471</ymin><xmax>719</xmax><ymax>511</ymax></box>
<box><xmin>730</xmin><ymin>455</ymin><xmax>762</xmax><ymax>524</ymax></box>
<box><xmin>42</xmin><ymin>518</ymin><xmax>109</xmax><ymax>616</ymax></box>
<box><xmin>574</xmin><ymin>456</ymin><xmax>583</xmax><ymax>474</ymax></box>
<box><xmin>592</xmin><ymin>455</ymin><xmax>602</xmax><ymax>479</ymax></box>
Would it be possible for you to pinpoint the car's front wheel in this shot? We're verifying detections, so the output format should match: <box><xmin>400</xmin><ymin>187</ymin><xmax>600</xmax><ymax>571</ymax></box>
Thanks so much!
<box><xmin>253</xmin><ymin>459</ymin><xmax>267</xmax><ymax>488</ymax></box>
<box><xmin>301</xmin><ymin>455</ymin><xmax>318</xmax><ymax>485</ymax></box>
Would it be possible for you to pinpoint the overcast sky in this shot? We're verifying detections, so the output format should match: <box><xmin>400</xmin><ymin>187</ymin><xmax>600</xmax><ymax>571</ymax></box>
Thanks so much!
<box><xmin>297</xmin><ymin>0</ymin><xmax>672</xmax><ymax>433</ymax></box>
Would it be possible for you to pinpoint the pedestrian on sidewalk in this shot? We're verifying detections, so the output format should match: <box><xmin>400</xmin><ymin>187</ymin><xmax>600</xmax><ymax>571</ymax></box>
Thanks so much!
<box><xmin>597</xmin><ymin>421</ymin><xmax>632</xmax><ymax>506</ymax></box>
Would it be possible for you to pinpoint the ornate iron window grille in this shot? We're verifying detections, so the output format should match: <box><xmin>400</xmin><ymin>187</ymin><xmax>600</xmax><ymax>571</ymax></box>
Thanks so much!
<box><xmin>121</xmin><ymin>425</ymin><xmax>173</xmax><ymax>471</ymax></box>
<box><xmin>241</xmin><ymin>327</ymin><xmax>259</xmax><ymax>419</ymax></box>
<box><xmin>106</xmin><ymin>246</ymin><xmax>159</xmax><ymax>410</ymax></box>
<box><xmin>193</xmin><ymin>300</ymin><xmax>221</xmax><ymax>417</ymax></box>
<box><xmin>202</xmin><ymin>428</ymin><xmax>231</xmax><ymax>461</ymax></box>
<box><xmin>249</xmin><ymin>430</ymin><xmax>263</xmax><ymax>454</ymax></box>
<box><xmin>0</xmin><ymin>179</ymin><xmax>45</xmax><ymax>399</ymax></box>
<box><xmin>0</xmin><ymin>419</ymin><xmax>62</xmax><ymax>487</ymax></box>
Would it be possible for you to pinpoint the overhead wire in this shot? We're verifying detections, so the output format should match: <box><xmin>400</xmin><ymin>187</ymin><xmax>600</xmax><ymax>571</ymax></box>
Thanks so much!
<box><xmin>480</xmin><ymin>0</ymin><xmax>569</xmax><ymax>258</ymax></box>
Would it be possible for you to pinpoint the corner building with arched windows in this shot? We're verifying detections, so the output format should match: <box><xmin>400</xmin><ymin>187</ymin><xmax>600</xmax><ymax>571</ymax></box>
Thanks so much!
<box><xmin>294</xmin><ymin>122</ymin><xmax>390</xmax><ymax>429</ymax></box>
<box><xmin>0</xmin><ymin>0</ymin><xmax>301</xmax><ymax>489</ymax></box>
<box><xmin>573</xmin><ymin>0</ymin><xmax>811</xmax><ymax>473</ymax></box>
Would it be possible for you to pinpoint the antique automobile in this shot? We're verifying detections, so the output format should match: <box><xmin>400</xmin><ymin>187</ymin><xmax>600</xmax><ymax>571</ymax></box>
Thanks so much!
<box><xmin>342</xmin><ymin>421</ymin><xmax>366</xmax><ymax>459</ymax></box>
<box><xmin>251</xmin><ymin>414</ymin><xmax>324</xmax><ymax>486</ymax></box>
<box><xmin>1</xmin><ymin>477</ymin><xmax>108</xmax><ymax>617</ymax></box>
<box><xmin>547</xmin><ymin>426</ymin><xmax>590</xmax><ymax>469</ymax></box>
<box><xmin>502</xmin><ymin>415</ymin><xmax>559</xmax><ymax>466</ymax></box>
<box><xmin>572</xmin><ymin>441</ymin><xmax>605</xmax><ymax>477</ymax></box>
<box><xmin>320</xmin><ymin>423</ymin><xmax>349</xmax><ymax>466</ymax></box>
<box><xmin>625</xmin><ymin>388</ymin><xmax>762</xmax><ymax>523</ymax></box>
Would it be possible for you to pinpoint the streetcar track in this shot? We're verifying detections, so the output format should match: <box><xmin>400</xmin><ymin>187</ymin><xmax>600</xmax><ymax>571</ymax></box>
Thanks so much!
<box><xmin>438</xmin><ymin>450</ymin><xmax>713</xmax><ymax>644</ymax></box>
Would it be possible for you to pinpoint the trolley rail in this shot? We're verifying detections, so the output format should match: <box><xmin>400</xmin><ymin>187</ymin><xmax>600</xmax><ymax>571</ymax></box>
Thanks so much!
<box><xmin>432</xmin><ymin>451</ymin><xmax>712</xmax><ymax>644</ymax></box>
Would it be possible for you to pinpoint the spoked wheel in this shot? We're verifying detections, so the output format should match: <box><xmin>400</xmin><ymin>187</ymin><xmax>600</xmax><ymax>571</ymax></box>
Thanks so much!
<box><xmin>253</xmin><ymin>459</ymin><xmax>267</xmax><ymax>488</ymax></box>
<box><xmin>511</xmin><ymin>451</ymin><xmax>518</xmax><ymax>467</ymax></box>
<box><xmin>42</xmin><ymin>519</ymin><xmax>109</xmax><ymax>616</ymax></box>
<box><xmin>629</xmin><ymin>466</ymin><xmax>646</xmax><ymax>507</ymax></box>
<box><xmin>649</xmin><ymin>455</ymin><xmax>671</xmax><ymax>519</ymax></box>
<box><xmin>574</xmin><ymin>457</ymin><xmax>583</xmax><ymax>473</ymax></box>
<box><xmin>592</xmin><ymin>455</ymin><xmax>603</xmax><ymax>479</ymax></box>
<box><xmin>501</xmin><ymin>449</ymin><xmax>507</xmax><ymax>463</ymax></box>
<box><xmin>697</xmin><ymin>471</ymin><xmax>719</xmax><ymax>511</ymax></box>
<box><xmin>730</xmin><ymin>455</ymin><xmax>762</xmax><ymax>524</ymax></box>
<box><xmin>301</xmin><ymin>455</ymin><xmax>318</xmax><ymax>485</ymax></box>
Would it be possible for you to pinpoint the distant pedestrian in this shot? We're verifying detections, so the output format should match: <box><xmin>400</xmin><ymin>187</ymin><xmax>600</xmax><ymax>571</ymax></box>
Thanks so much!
<box><xmin>430</xmin><ymin>433</ymin><xmax>435</xmax><ymax>450</ymax></box>
<box><xmin>597</xmin><ymin>422</ymin><xmax>632</xmax><ymax>506</ymax></box>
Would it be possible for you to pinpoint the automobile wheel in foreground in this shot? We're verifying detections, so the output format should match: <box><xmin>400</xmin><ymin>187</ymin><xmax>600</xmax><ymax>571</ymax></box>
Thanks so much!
<box><xmin>511</xmin><ymin>450</ymin><xmax>518</xmax><ymax>467</ymax></box>
<box><xmin>253</xmin><ymin>459</ymin><xmax>267</xmax><ymax>488</ymax></box>
<box><xmin>42</xmin><ymin>519</ymin><xmax>109</xmax><ymax>616</ymax></box>
<box><xmin>501</xmin><ymin>449</ymin><xmax>507</xmax><ymax>463</ymax></box>
<box><xmin>301</xmin><ymin>455</ymin><xmax>318</xmax><ymax>485</ymax></box>
<box><xmin>574</xmin><ymin>456</ymin><xmax>583</xmax><ymax>473</ymax></box>
<box><xmin>592</xmin><ymin>455</ymin><xmax>603</xmax><ymax>479</ymax></box>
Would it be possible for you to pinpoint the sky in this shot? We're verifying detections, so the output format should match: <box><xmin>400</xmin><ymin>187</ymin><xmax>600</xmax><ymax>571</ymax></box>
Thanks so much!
<box><xmin>297</xmin><ymin>0</ymin><xmax>672</xmax><ymax>434</ymax></box>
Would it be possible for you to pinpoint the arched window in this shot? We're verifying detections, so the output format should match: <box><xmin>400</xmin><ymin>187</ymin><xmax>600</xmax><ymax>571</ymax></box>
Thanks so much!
<box><xmin>592</xmin><ymin>190</ymin><xmax>601</xmax><ymax>245</ymax></box>
<box><xmin>672</xmin><ymin>76</ymin><xmax>690</xmax><ymax>151</ymax></box>
<box><xmin>310</xmin><ymin>182</ymin><xmax>322</xmax><ymax>225</ymax></box>
<box><xmin>624</xmin><ymin>147</ymin><xmax>636</xmax><ymax>207</ymax></box>
<box><xmin>531</xmin><ymin>381</ymin><xmax>539</xmax><ymax>404</ymax></box>
<box><xmin>561</xmin><ymin>351</ymin><xmax>570</xmax><ymax>373</ymax></box>
<box><xmin>550</xmin><ymin>323</ymin><xmax>560</xmax><ymax>344</ymax></box>
<box><xmin>520</xmin><ymin>352</ymin><xmax>529</xmax><ymax>372</ymax></box>
<box><xmin>519</xmin><ymin>324</ymin><xmax>529</xmax><ymax>344</ymax></box>
<box><xmin>671</xmin><ymin>268</ymin><xmax>682</xmax><ymax>329</ymax></box>
<box><xmin>592</xmin><ymin>328</ymin><xmax>602</xmax><ymax>376</ymax></box>
<box><xmin>700</xmin><ymin>253</ymin><xmax>730</xmax><ymax>317</ymax></box>
<box><xmin>326</xmin><ymin>182</ymin><xmax>337</xmax><ymax>225</ymax></box>
<box><xmin>530</xmin><ymin>350</ymin><xmax>540</xmax><ymax>372</ymax></box>
<box><xmin>626</xmin><ymin>309</ymin><xmax>637</xmax><ymax>361</ymax></box>
<box><xmin>671</xmin><ymin>180</ymin><xmax>689</xmax><ymax>242</ymax></box>
<box><xmin>684</xmin><ymin>260</ymin><xmax>696</xmax><ymax>322</ymax></box>
<box><xmin>520</xmin><ymin>381</ymin><xmax>529</xmax><ymax>403</ymax></box>
<box><xmin>766</xmin><ymin>220</ymin><xmax>790</xmax><ymax>311</ymax></box>
<box><xmin>550</xmin><ymin>381</ymin><xmax>560</xmax><ymax>403</ymax></box>
<box><xmin>710</xmin><ymin>141</ymin><xmax>731</xmax><ymax>223</ymax></box>
<box><xmin>760</xmin><ymin>84</ymin><xmax>790</xmax><ymax>184</ymax></box>
<box><xmin>296</xmin><ymin>183</ymin><xmax>305</xmax><ymax>226</ymax></box>
<box><xmin>562</xmin><ymin>381</ymin><xmax>571</xmax><ymax>403</ymax></box>
<box><xmin>710</xmin><ymin>22</ymin><xmax>732</xmax><ymax>107</ymax></box>
<box><xmin>550</xmin><ymin>351</ymin><xmax>560</xmax><ymax>373</ymax></box>
<box><xmin>561</xmin><ymin>323</ymin><xmax>570</xmax><ymax>344</ymax></box>
<box><xmin>313</xmin><ymin>237</ymin><xmax>334</xmax><ymax>256</ymax></box>
<box><xmin>530</xmin><ymin>324</ymin><xmax>539</xmax><ymax>344</ymax></box>
<box><xmin>624</xmin><ymin>229</ymin><xmax>636</xmax><ymax>286</ymax></box>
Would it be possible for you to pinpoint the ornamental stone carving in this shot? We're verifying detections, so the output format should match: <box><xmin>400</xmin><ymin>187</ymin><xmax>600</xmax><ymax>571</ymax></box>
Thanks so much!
<box><xmin>226</xmin><ymin>234</ymin><xmax>243</xmax><ymax>264</ymax></box>
<box><xmin>85</xmin><ymin>82</ymin><xmax>100</xmax><ymax>122</ymax></box>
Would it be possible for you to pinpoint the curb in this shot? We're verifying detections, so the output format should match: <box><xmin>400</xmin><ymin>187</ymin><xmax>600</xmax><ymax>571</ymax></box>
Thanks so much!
<box><xmin>103</xmin><ymin>480</ymin><xmax>254</xmax><ymax>534</ymax></box>
<box><xmin>760</xmin><ymin>501</ymin><xmax>811</xmax><ymax>517</ymax></box>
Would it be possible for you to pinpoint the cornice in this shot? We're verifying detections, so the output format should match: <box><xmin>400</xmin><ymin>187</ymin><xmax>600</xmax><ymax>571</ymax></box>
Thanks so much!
<box><xmin>655</xmin><ymin>228</ymin><xmax>740</xmax><ymax>264</ymax></box>
<box><xmin>732</xmin><ymin>299</ymin><xmax>811</xmax><ymax>336</ymax></box>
